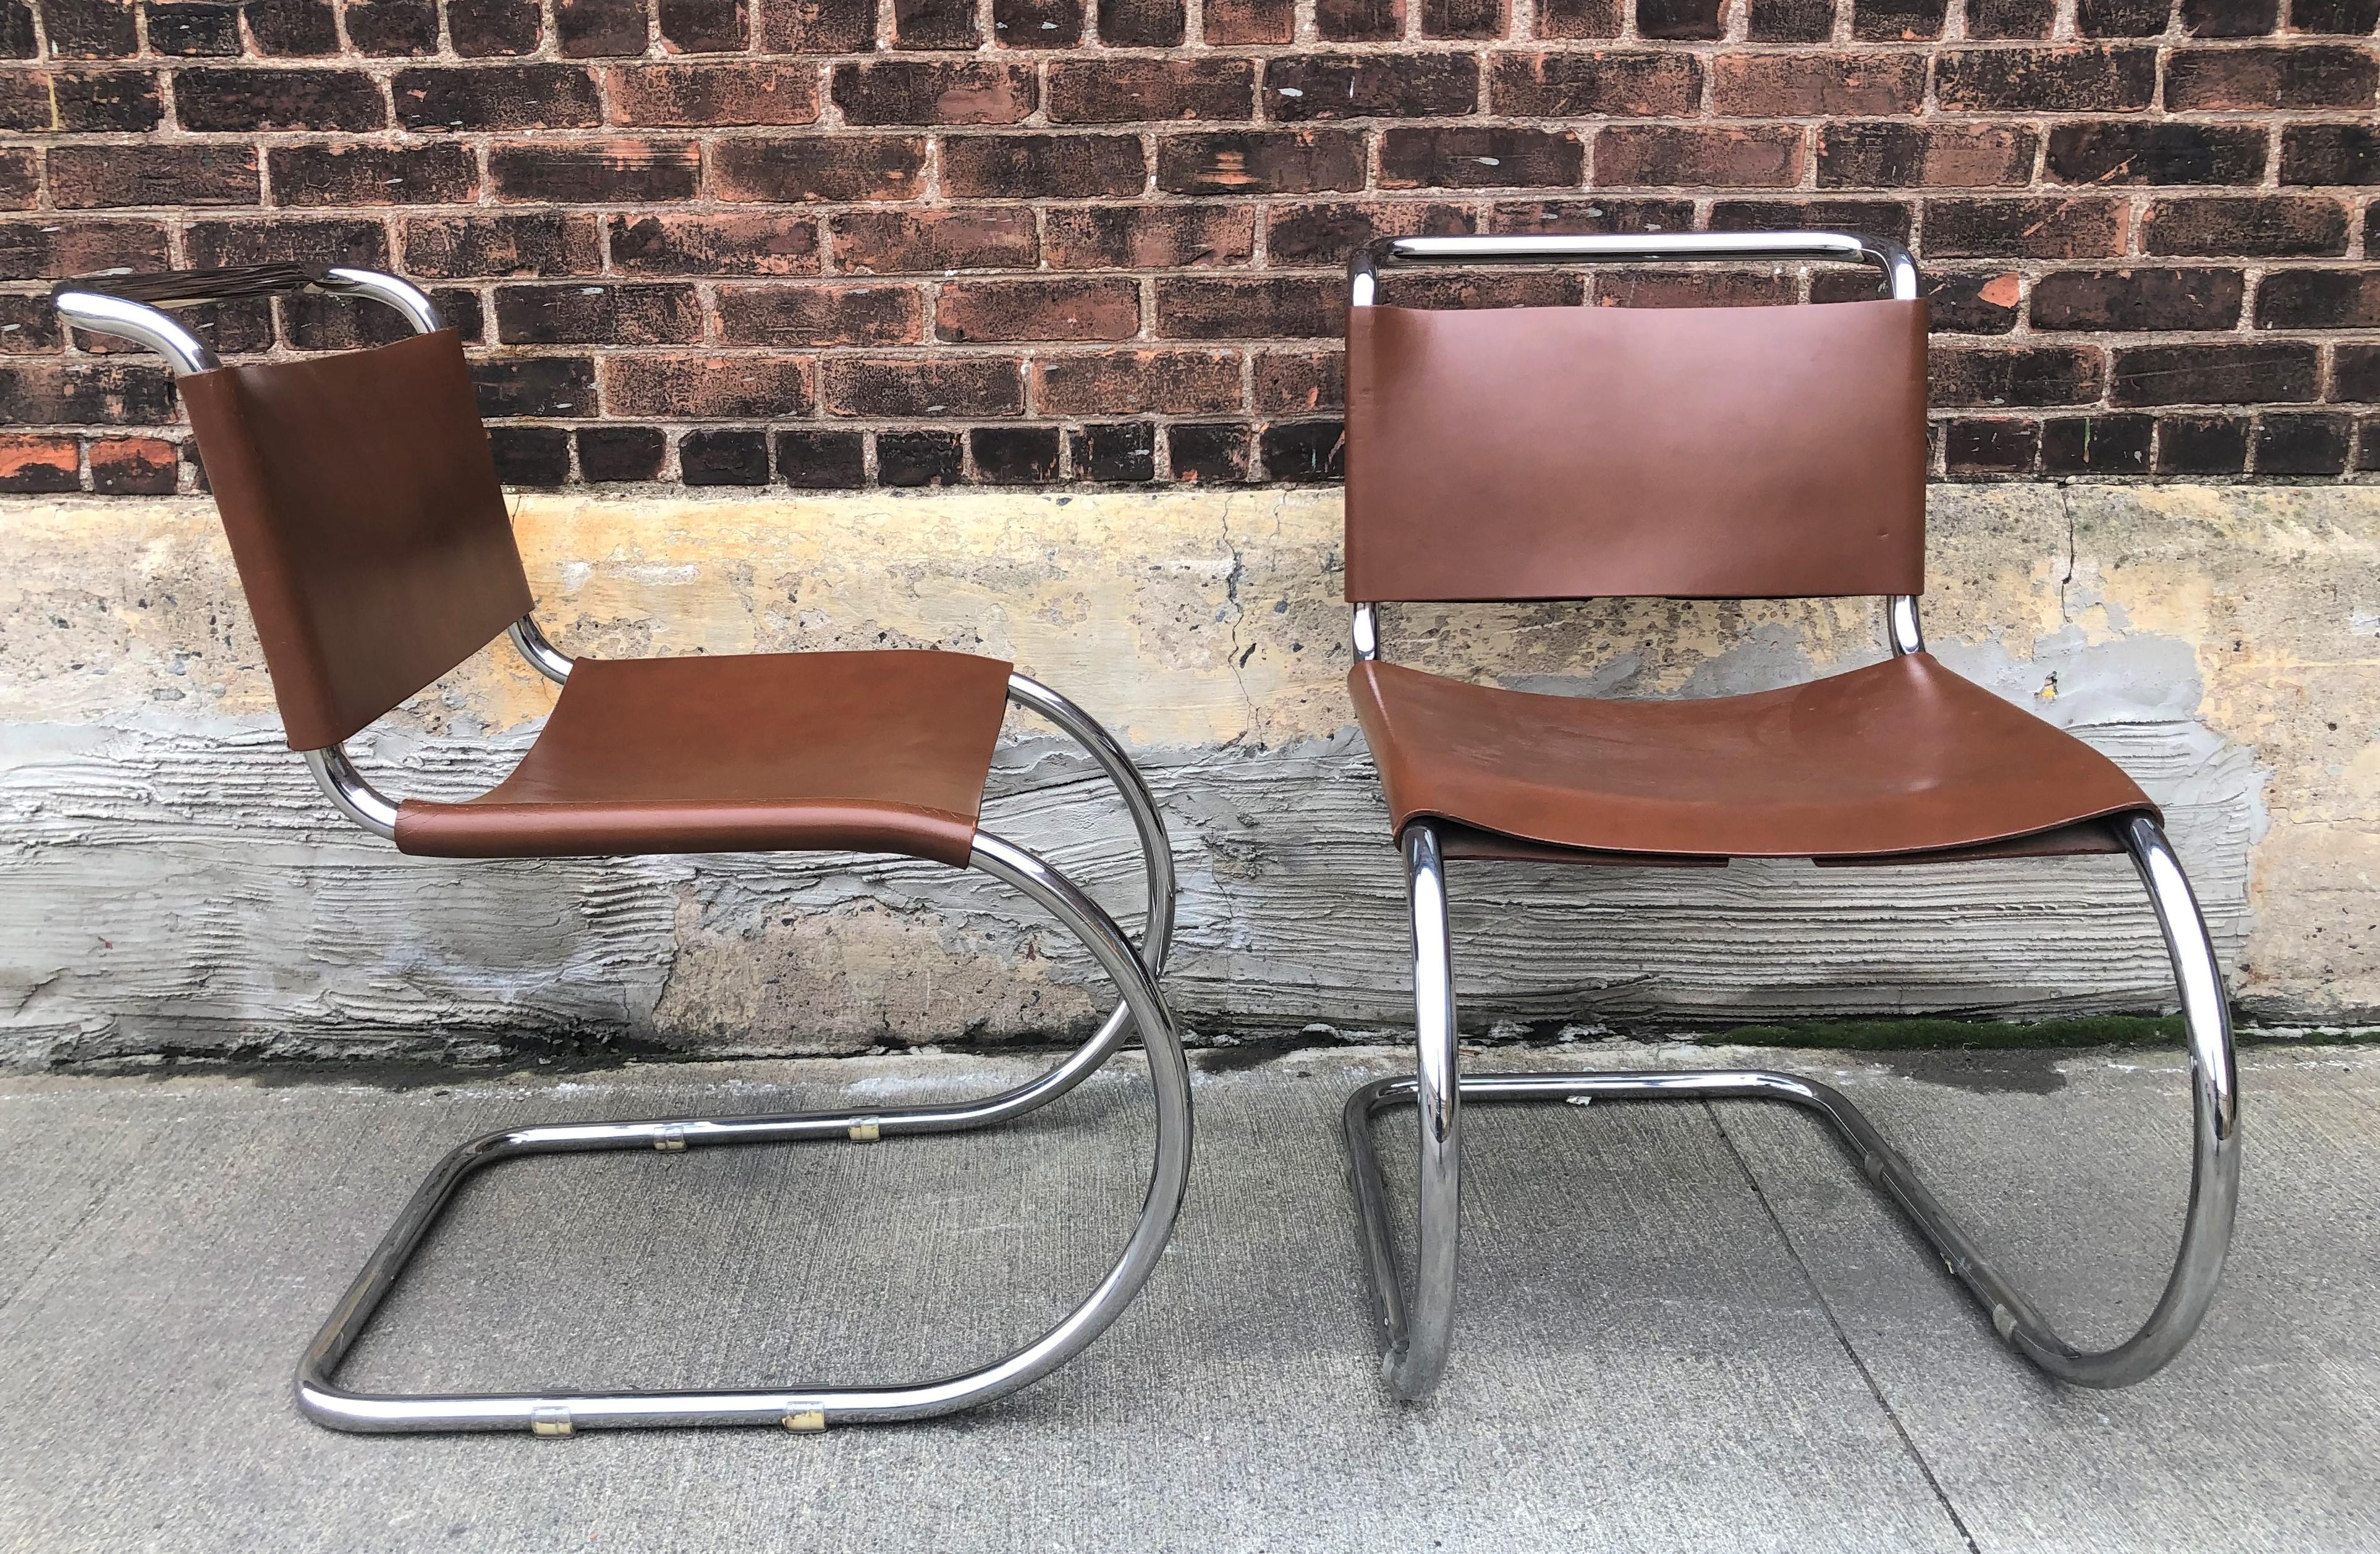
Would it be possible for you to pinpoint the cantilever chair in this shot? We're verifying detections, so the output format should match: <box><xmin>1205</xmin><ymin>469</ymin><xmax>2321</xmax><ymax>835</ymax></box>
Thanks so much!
<box><xmin>1337</xmin><ymin>232</ymin><xmax>2240</xmax><ymax>1401</ymax></box>
<box><xmin>53</xmin><ymin>264</ymin><xmax>1192</xmax><ymax>1435</ymax></box>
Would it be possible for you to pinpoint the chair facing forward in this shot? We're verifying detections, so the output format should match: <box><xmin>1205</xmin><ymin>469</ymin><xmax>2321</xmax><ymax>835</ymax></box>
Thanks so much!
<box><xmin>54</xmin><ymin>264</ymin><xmax>1192</xmax><ymax>1437</ymax></box>
<box><xmin>1337</xmin><ymin>232</ymin><xmax>2240</xmax><ymax>1401</ymax></box>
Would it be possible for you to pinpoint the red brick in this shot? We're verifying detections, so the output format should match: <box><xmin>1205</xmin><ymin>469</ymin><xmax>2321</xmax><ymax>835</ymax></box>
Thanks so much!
<box><xmin>609</xmin><ymin>213</ymin><xmax>821</xmax><ymax>274</ymax></box>
<box><xmin>1538</xmin><ymin>0</ymin><xmax>1620</xmax><ymax>33</ymax></box>
<box><xmin>1203</xmin><ymin>0</ymin><xmax>1292</xmax><ymax>41</ymax></box>
<box><xmin>1033</xmin><ymin>349</ymin><xmax>1243</xmax><ymax>413</ymax></box>
<box><xmin>1818</xmin><ymin>123</ymin><xmax>2037</xmax><ymax>188</ymax></box>
<box><xmin>1596</xmin><ymin>125</ymin><xmax>1805</xmax><ymax>188</ymax></box>
<box><xmin>491</xmin><ymin>140</ymin><xmax>701</xmax><ymax>203</ymax></box>
<box><xmin>936</xmin><ymin>278</ymin><xmax>1141</xmax><ymax>342</ymax></box>
<box><xmin>0</xmin><ymin>361</ymin><xmax>174</xmax><ymax>424</ymax></box>
<box><xmin>829</xmin><ymin>207</ymin><xmax>1039</xmax><ymax>272</ymax></box>
<box><xmin>601</xmin><ymin>353</ymin><xmax>810</xmax><ymax>417</ymax></box>
<box><xmin>1154</xmin><ymin>276</ymin><xmax>1342</xmax><ymax>337</ymax></box>
<box><xmin>1048</xmin><ymin>58</ymin><xmax>1255</xmax><ymax>122</ymax></box>
<box><xmin>1709</xmin><ymin>53</ymin><xmax>1925</xmax><ymax>116</ymax></box>
<box><xmin>1253</xmin><ymin>349</ymin><xmax>1343</xmax><ymax>413</ymax></box>
<box><xmin>1157</xmin><ymin>132</ymin><xmax>1366</xmax><ymax>195</ymax></box>
<box><xmin>1264</xmin><ymin>54</ymin><xmax>1480</xmax><ymax>119</ymax></box>
<box><xmin>1933</xmin><ymin>48</ymin><xmax>2158</xmax><ymax>112</ymax></box>
<box><xmin>822</xmin><ymin>357</ymin><xmax>1026</xmax><ymax>417</ymax></box>
<box><xmin>51</xmin><ymin>144</ymin><xmax>258</xmax><ymax>208</ymax></box>
<box><xmin>941</xmin><ymin>135</ymin><xmax>1147</xmax><ymax>198</ymax></box>
<box><xmin>831</xmin><ymin>61</ymin><xmax>1035</xmax><ymax>125</ymax></box>
<box><xmin>87</xmin><ymin>435</ymin><xmax>178</xmax><ymax>493</ymax></box>
<box><xmin>267</xmin><ymin>143</ymin><xmax>475</xmax><ymax>206</ymax></box>
<box><xmin>1378</xmin><ymin>127</ymin><xmax>1584</xmax><ymax>189</ymax></box>
<box><xmin>718</xmin><ymin>283</ymin><xmax>925</xmax><ymax>345</ymax></box>
<box><xmin>606</xmin><ymin>63</ymin><xmax>819</xmax><ymax>125</ymax></box>
<box><xmin>757</xmin><ymin>0</ymin><xmax>875</xmax><ymax>51</ymax></box>
<box><xmin>0</xmin><ymin>434</ymin><xmax>80</xmax><ymax>493</ymax></box>
<box><xmin>712</xmin><ymin>137</ymin><xmax>927</xmax><ymax>202</ymax></box>
<box><xmin>1042</xmin><ymin>205</ymin><xmax>1255</xmax><ymax>269</ymax></box>
<box><xmin>184</xmin><ymin>217</ymin><xmax>387</xmax><ymax>269</ymax></box>
<box><xmin>0</xmin><ymin>217</ymin><xmax>166</xmax><ymax>282</ymax></box>
<box><xmin>494</xmin><ymin>283</ymin><xmax>703</xmax><ymax>344</ymax></box>
<box><xmin>404</xmin><ymin>213</ymin><xmax>604</xmax><ymax>277</ymax></box>
<box><xmin>1487</xmin><ymin>51</ymin><xmax>1701</xmax><ymax>116</ymax></box>
<box><xmin>894</xmin><ymin>0</ymin><xmax>978</xmax><ymax>45</ymax></box>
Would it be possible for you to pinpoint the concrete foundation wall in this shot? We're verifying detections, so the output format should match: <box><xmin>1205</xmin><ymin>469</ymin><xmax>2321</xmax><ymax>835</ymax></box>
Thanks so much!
<box><xmin>3</xmin><ymin>480</ymin><xmax>2374</xmax><ymax>1069</ymax></box>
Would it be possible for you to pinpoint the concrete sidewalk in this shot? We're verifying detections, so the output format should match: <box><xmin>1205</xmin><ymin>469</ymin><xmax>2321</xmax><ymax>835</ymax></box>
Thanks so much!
<box><xmin>0</xmin><ymin>1041</ymin><xmax>2373</xmax><ymax>1553</ymax></box>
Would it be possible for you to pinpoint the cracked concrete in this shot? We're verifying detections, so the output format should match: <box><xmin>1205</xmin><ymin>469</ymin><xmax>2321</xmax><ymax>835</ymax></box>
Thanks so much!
<box><xmin>2</xmin><ymin>483</ymin><xmax>2376</xmax><ymax>1068</ymax></box>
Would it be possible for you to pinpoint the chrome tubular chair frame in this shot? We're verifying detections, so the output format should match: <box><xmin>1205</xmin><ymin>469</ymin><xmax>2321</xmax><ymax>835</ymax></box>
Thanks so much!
<box><xmin>1342</xmin><ymin>232</ymin><xmax>2242</xmax><ymax>1402</ymax></box>
<box><xmin>59</xmin><ymin>270</ymin><xmax>1193</xmax><ymax>1434</ymax></box>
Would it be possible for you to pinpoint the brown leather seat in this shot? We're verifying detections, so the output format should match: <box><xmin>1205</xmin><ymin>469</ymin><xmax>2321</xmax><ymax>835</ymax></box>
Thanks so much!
<box><xmin>397</xmin><ymin>649</ymin><xmax>1014</xmax><ymax>868</ymax></box>
<box><xmin>1350</xmin><ymin>653</ymin><xmax>2155</xmax><ymax>866</ymax></box>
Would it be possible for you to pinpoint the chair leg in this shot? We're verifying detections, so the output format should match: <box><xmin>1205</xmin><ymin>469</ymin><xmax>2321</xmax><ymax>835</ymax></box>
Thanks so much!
<box><xmin>1343</xmin><ymin>811</ymin><xmax>2242</xmax><ymax>1400</ymax></box>
<box><xmin>297</xmin><ymin>829</ymin><xmax>1193</xmax><ymax>1435</ymax></box>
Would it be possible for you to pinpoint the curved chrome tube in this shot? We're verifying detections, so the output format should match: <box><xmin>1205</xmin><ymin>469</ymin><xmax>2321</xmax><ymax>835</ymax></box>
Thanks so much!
<box><xmin>1350</xmin><ymin>230</ymin><xmax>1921</xmax><ymax>308</ymax></box>
<box><xmin>50</xmin><ymin>289</ymin><xmax>220</xmax><ymax>375</ymax></box>
<box><xmin>1346</xmin><ymin>811</ymin><xmax>2240</xmax><ymax>1396</ymax></box>
<box><xmin>1350</xmin><ymin>602</ymin><xmax>1381</xmax><ymax>664</ymax></box>
<box><xmin>1887</xmin><ymin>594</ymin><xmax>1926</xmax><ymax>656</ymax></box>
<box><xmin>507</xmin><ymin>616</ymin><xmax>574</xmax><ymax>685</ymax></box>
<box><xmin>299</xmin><ymin>830</ymin><xmax>1193</xmax><ymax>1432</ymax></box>
<box><xmin>302</xmin><ymin>746</ymin><xmax>399</xmax><ymax>840</ymax></box>
<box><xmin>323</xmin><ymin>267</ymin><xmax>444</xmax><ymax>334</ymax></box>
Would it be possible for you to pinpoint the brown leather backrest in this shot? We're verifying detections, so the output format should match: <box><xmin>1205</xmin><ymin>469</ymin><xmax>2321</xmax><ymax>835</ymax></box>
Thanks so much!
<box><xmin>1343</xmin><ymin>298</ymin><xmax>1930</xmax><ymax>603</ymax></box>
<box><xmin>176</xmin><ymin>329</ymin><xmax>533</xmax><ymax>750</ymax></box>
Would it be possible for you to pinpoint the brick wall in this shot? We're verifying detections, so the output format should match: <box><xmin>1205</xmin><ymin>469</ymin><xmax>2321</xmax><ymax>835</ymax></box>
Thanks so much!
<box><xmin>0</xmin><ymin>0</ymin><xmax>2374</xmax><ymax>492</ymax></box>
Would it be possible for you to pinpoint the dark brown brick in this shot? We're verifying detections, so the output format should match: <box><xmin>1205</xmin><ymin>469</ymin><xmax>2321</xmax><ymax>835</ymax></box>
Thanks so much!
<box><xmin>147</xmin><ymin>1</ymin><xmax>240</xmax><ymax>54</ymax></box>
<box><xmin>0</xmin><ymin>150</ymin><xmax>29</xmax><ymax>210</ymax></box>
<box><xmin>1169</xmin><ymin>420</ymin><xmax>1251</xmax><ymax>481</ymax></box>
<box><xmin>577</xmin><ymin>425</ymin><xmax>667</xmax><ymax>481</ymax></box>
<box><xmin>395</xmin><ymin>66</ymin><xmax>603</xmax><ymax>130</ymax></box>
<box><xmin>473</xmin><ymin>356</ymin><xmax>598</xmax><ymax>417</ymax></box>
<box><xmin>876</xmin><ymin>428</ymin><xmax>963</xmax><ymax>485</ymax></box>
<box><xmin>1099</xmin><ymin>0</ymin><xmax>1184</xmax><ymax>42</ymax></box>
<box><xmin>344</xmin><ymin>0</ymin><xmax>439</xmax><ymax>53</ymax></box>
<box><xmin>491</xmin><ymin>140</ymin><xmax>701</xmax><ymax>203</ymax></box>
<box><xmin>1069</xmin><ymin>421</ymin><xmax>1156</xmax><ymax>481</ymax></box>
<box><xmin>49</xmin><ymin>144</ymin><xmax>256</xmax><ymax>208</ymax></box>
<box><xmin>495</xmin><ymin>283</ymin><xmax>702</xmax><ymax>344</ymax></box>
<box><xmin>1590</xmin><ymin>268</ymin><xmax>1783</xmax><ymax>308</ymax></box>
<box><xmin>404</xmin><ymin>213</ymin><xmax>604</xmax><ymax>277</ymax></box>
<box><xmin>1316</xmin><ymin>0</ymin><xmax>1401</xmax><ymax>38</ymax></box>
<box><xmin>0</xmin><ymin>434</ymin><xmax>80</xmax><ymax>492</ymax></box>
<box><xmin>2339</xmin><ymin>345</ymin><xmax>2380</xmax><ymax>401</ymax></box>
<box><xmin>2111</xmin><ymin>340</ymin><xmax>2318</xmax><ymax>403</ymax></box>
<box><xmin>2180</xmin><ymin>0</ymin><xmax>2274</xmax><ymax>33</ymax></box>
<box><xmin>2156</xmin><ymin>412</ymin><xmax>2250</xmax><ymax>472</ymax></box>
<box><xmin>718</xmin><ymin>282</ymin><xmax>923</xmax><ymax>344</ymax></box>
<box><xmin>823</xmin><ymin>357</ymin><xmax>1025</xmax><ymax>417</ymax></box>
<box><xmin>829</xmin><ymin>207</ymin><xmax>1038</xmax><ymax>272</ymax></box>
<box><xmin>184</xmin><ymin>216</ymin><xmax>386</xmax><ymax>268</ymax></box>
<box><xmin>892</xmin><ymin>0</ymin><xmax>977</xmax><ymax>44</ymax></box>
<box><xmin>267</xmin><ymin>143</ymin><xmax>475</xmax><ymax>206</ymax></box>
<box><xmin>1708</xmin><ymin>196</ymin><xmax>1913</xmax><ymax>241</ymax></box>
<box><xmin>608</xmin><ymin>64</ymin><xmax>819</xmax><ymax>125</ymax></box>
<box><xmin>247</xmin><ymin>0</ymin><xmax>342</xmax><ymax>53</ymax></box>
<box><xmin>2165</xmin><ymin>46</ymin><xmax>2378</xmax><ymax>109</ymax></box>
<box><xmin>87</xmin><ymin>435</ymin><xmax>177</xmax><ymax>493</ymax></box>
<box><xmin>712</xmin><ymin>137</ymin><xmax>927</xmax><ymax>202</ymax></box>
<box><xmin>1710</xmin><ymin>53</ymin><xmax>1924</xmax><ymax>116</ymax></box>
<box><xmin>1048</xmin><ymin>59</ymin><xmax>1254</xmax><ymax>122</ymax></box>
<box><xmin>2254</xmin><ymin>269</ymin><xmax>2380</xmax><ymax>329</ymax></box>
<box><xmin>1539</xmin><ymin>0</ymin><xmax>1620</xmax><ymax>32</ymax></box>
<box><xmin>1205</xmin><ymin>0</ymin><xmax>1292</xmax><ymax>40</ymax></box>
<box><xmin>1944</xmin><ymin>417</ymin><xmax>2039</xmax><ymax>474</ymax></box>
<box><xmin>1965</xmin><ymin>0</ymin><xmax>2054</xmax><ymax>33</ymax></box>
<box><xmin>610</xmin><ymin>213</ymin><xmax>821</xmax><ymax>275</ymax></box>
<box><xmin>1930</xmin><ymin>344</ymin><xmax>2105</xmax><ymax>406</ymax></box>
<box><xmin>2141</xmin><ymin>196</ymin><xmax>2350</xmax><ymax>256</ymax></box>
<box><xmin>1378</xmin><ymin>127</ymin><xmax>1583</xmax><ymax>189</ymax></box>
<box><xmin>557</xmin><ymin>0</ymin><xmax>648</xmax><ymax>53</ymax></box>
<box><xmin>449</xmin><ymin>0</ymin><xmax>543</xmax><ymax>53</ymax></box>
<box><xmin>1265</xmin><ymin>53</ymin><xmax>1480</xmax><ymax>120</ymax></box>
<box><xmin>1489</xmin><ymin>51</ymin><xmax>1701</xmax><ymax>116</ymax></box>
<box><xmin>994</xmin><ymin>0</ymin><xmax>1086</xmax><ymax>44</ymax></box>
<box><xmin>2255</xmin><ymin>412</ymin><xmax>2351</xmax><ymax>474</ymax></box>
<box><xmin>1033</xmin><ymin>348</ymin><xmax>1242</xmax><ymax>412</ymax></box>
<box><xmin>970</xmin><ymin>425</ymin><xmax>1060</xmax><ymax>483</ymax></box>
<box><xmin>0</xmin><ymin>361</ymin><xmax>173</xmax><ymax>424</ymax></box>
<box><xmin>2360</xmin><ymin>416</ymin><xmax>2380</xmax><ymax>472</ymax></box>
<box><xmin>178</xmin><ymin>67</ymin><xmax>386</xmax><ymax>130</ymax></box>
<box><xmin>0</xmin><ymin>70</ymin><xmax>151</xmax><ymax>132</ymax></box>
<box><xmin>1637</xmin><ymin>0</ymin><xmax>1721</xmax><ymax>33</ymax></box>
<box><xmin>2040</xmin><ymin>413</ymin><xmax>2153</xmax><ymax>472</ymax></box>
<box><xmin>1486</xmin><ymin>198</ymin><xmax>1696</xmax><ymax>234</ymax></box>
<box><xmin>1154</xmin><ymin>275</ymin><xmax>1341</xmax><ymax>337</ymax></box>
<box><xmin>1253</xmin><ymin>348</ymin><xmax>1343</xmax><ymax>413</ymax></box>
<box><xmin>659</xmin><ymin>0</ymin><xmax>750</xmax><ymax>48</ymax></box>
<box><xmin>1042</xmin><ymin>204</ymin><xmax>1255</xmax><ymax>269</ymax></box>
<box><xmin>1265</xmin><ymin>200</ymin><xmax>1472</xmax><ymax>266</ymax></box>
<box><xmin>487</xmin><ymin>426</ymin><xmax>570</xmax><ymax>484</ymax></box>
<box><xmin>0</xmin><ymin>295</ymin><xmax>62</xmax><ymax>353</ymax></box>
<box><xmin>602</xmin><ymin>353</ymin><xmax>810</xmax><ymax>418</ymax></box>
<box><xmin>2279</xmin><ymin>125</ymin><xmax>2380</xmax><ymax>185</ymax></box>
<box><xmin>1597</xmin><ymin>125</ymin><xmax>1805</xmax><ymax>188</ymax></box>
<box><xmin>776</xmin><ymin>428</ymin><xmax>866</xmax><ymax>488</ymax></box>
<box><xmin>1747</xmin><ymin>0</ymin><xmax>1833</xmax><ymax>36</ymax></box>
<box><xmin>1923</xmin><ymin>198</ymin><xmax>2125</xmax><ymax>258</ymax></box>
<box><xmin>1261</xmin><ymin>418</ymin><xmax>1344</xmax><ymax>480</ymax></box>
<box><xmin>2031</xmin><ymin>267</ymin><xmax>2245</xmax><ymax>330</ymax></box>
<box><xmin>680</xmin><ymin>428</ymin><xmax>770</xmax><ymax>485</ymax></box>
<box><xmin>1933</xmin><ymin>48</ymin><xmax>2158</xmax><ymax>112</ymax></box>
<box><xmin>1853</xmin><ymin>0</ymin><xmax>1947</xmax><ymax>35</ymax></box>
<box><xmin>1819</xmin><ymin>123</ymin><xmax>2036</xmax><ymax>188</ymax></box>
<box><xmin>1159</xmin><ymin>131</ymin><xmax>1366</xmax><ymax>195</ymax></box>
<box><xmin>937</xmin><ymin>277</ymin><xmax>1140</xmax><ymax>342</ymax></box>
<box><xmin>941</xmin><ymin>135</ymin><xmax>1146</xmax><ymax>198</ymax></box>
<box><xmin>756</xmin><ymin>0</ymin><xmax>875</xmax><ymax>48</ymax></box>
<box><xmin>2074</xmin><ymin>0</ymin><xmax>2168</xmax><ymax>33</ymax></box>
<box><xmin>40</xmin><ymin>0</ymin><xmax>133</xmax><ymax>55</ymax></box>
<box><xmin>2289</xmin><ymin>0</ymin><xmax>2378</xmax><ymax>29</ymax></box>
<box><xmin>832</xmin><ymin>61</ymin><xmax>1034</xmax><ymax>124</ymax></box>
<box><xmin>0</xmin><ymin>217</ymin><xmax>166</xmax><ymax>281</ymax></box>
<box><xmin>2045</xmin><ymin>122</ymin><xmax>2269</xmax><ymax>185</ymax></box>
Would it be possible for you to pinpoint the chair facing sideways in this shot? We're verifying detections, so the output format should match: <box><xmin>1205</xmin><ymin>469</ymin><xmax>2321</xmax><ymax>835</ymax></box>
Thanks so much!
<box><xmin>1336</xmin><ymin>232</ymin><xmax>2240</xmax><ymax>1401</ymax></box>
<box><xmin>53</xmin><ymin>264</ymin><xmax>1192</xmax><ymax>1436</ymax></box>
